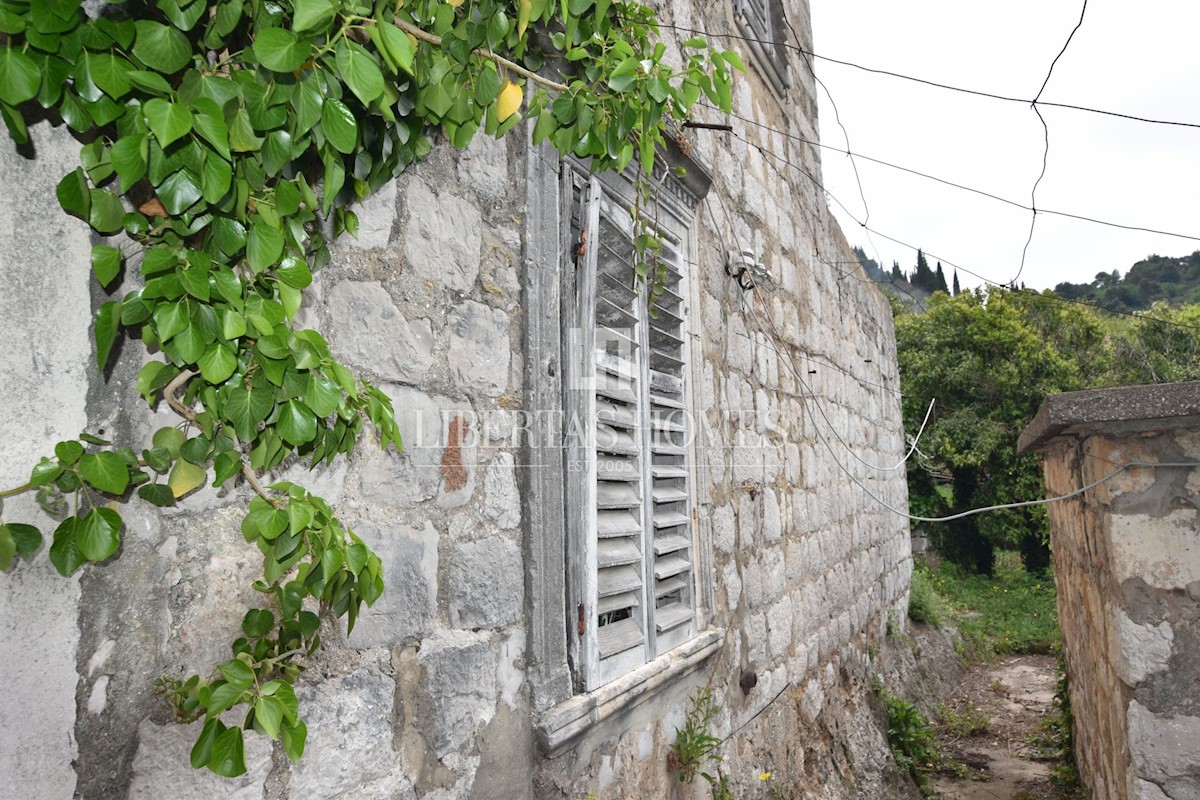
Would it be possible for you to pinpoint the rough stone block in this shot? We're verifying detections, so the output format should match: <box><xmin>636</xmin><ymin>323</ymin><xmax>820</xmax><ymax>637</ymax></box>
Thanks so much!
<box><xmin>337</xmin><ymin>180</ymin><xmax>397</xmax><ymax>250</ymax></box>
<box><xmin>448</xmin><ymin>536</ymin><xmax>523</xmax><ymax>629</ymax></box>
<box><xmin>1115</xmin><ymin>608</ymin><xmax>1174</xmax><ymax>685</ymax></box>
<box><xmin>290</xmin><ymin>664</ymin><xmax>398</xmax><ymax>800</ymax></box>
<box><xmin>380</xmin><ymin>385</ymin><xmax>476</xmax><ymax>505</ymax></box>
<box><xmin>456</xmin><ymin>134</ymin><xmax>509</xmax><ymax>199</ymax></box>
<box><xmin>403</xmin><ymin>177</ymin><xmax>482</xmax><ymax>293</ymax></box>
<box><xmin>327</xmin><ymin>281</ymin><xmax>433</xmax><ymax>384</ymax></box>
<box><xmin>347</xmin><ymin>522</ymin><xmax>437</xmax><ymax>647</ymax></box>
<box><xmin>128</xmin><ymin>718</ymin><xmax>271</xmax><ymax>800</ymax></box>
<box><xmin>483</xmin><ymin>452</ymin><xmax>521</xmax><ymax>530</ymax></box>
<box><xmin>447</xmin><ymin>299</ymin><xmax>511</xmax><ymax>397</ymax></box>
<box><xmin>418</xmin><ymin>632</ymin><xmax>498</xmax><ymax>756</ymax></box>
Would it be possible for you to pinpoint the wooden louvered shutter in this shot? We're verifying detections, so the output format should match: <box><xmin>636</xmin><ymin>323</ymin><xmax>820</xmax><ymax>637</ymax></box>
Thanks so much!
<box><xmin>585</xmin><ymin>186</ymin><xmax>650</xmax><ymax>686</ymax></box>
<box><xmin>734</xmin><ymin>0</ymin><xmax>791</xmax><ymax>94</ymax></box>
<box><xmin>573</xmin><ymin>176</ymin><xmax>697</xmax><ymax>690</ymax></box>
<box><xmin>646</xmin><ymin>236</ymin><xmax>696</xmax><ymax>654</ymax></box>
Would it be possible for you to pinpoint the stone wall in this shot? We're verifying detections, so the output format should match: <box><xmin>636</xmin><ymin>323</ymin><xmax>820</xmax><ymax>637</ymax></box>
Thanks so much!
<box><xmin>1020</xmin><ymin>383</ymin><xmax>1200</xmax><ymax>800</ymax></box>
<box><xmin>0</xmin><ymin>1</ymin><xmax>916</xmax><ymax>798</ymax></box>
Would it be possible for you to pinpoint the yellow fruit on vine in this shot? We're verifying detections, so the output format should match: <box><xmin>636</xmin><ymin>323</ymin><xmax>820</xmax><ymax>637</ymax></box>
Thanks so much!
<box><xmin>448</xmin><ymin>0</ymin><xmax>464</xmax><ymax>7</ymax></box>
<box><xmin>497</xmin><ymin>80</ymin><xmax>523</xmax><ymax>122</ymax></box>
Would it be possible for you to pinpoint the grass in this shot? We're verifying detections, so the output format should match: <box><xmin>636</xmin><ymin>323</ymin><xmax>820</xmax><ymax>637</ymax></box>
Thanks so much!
<box><xmin>916</xmin><ymin>551</ymin><xmax>1059</xmax><ymax>660</ymax></box>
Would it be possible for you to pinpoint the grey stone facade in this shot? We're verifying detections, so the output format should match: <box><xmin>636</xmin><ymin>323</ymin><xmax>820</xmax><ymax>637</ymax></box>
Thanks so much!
<box><xmin>0</xmin><ymin>1</ymin><xmax>915</xmax><ymax>798</ymax></box>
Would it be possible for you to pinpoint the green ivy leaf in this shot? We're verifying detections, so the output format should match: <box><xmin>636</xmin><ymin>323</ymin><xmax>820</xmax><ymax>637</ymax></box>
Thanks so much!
<box><xmin>166</xmin><ymin>323</ymin><xmax>206</xmax><ymax>364</ymax></box>
<box><xmin>305</xmin><ymin>374</ymin><xmax>341</xmax><ymax>417</ymax></box>
<box><xmin>371</xmin><ymin>21</ymin><xmax>415</xmax><ymax>76</ymax></box>
<box><xmin>198</xmin><ymin>342</ymin><xmax>237</xmax><ymax>384</ymax></box>
<box><xmin>153</xmin><ymin>426</ymin><xmax>186</xmax><ymax>459</ymax></box>
<box><xmin>76</xmin><ymin>507</ymin><xmax>122</xmax><ymax>562</ymax></box>
<box><xmin>242</xmin><ymin>608</ymin><xmax>275</xmax><ymax>637</ymax></box>
<box><xmin>190</xmin><ymin>718</ymin><xmax>222</xmax><ymax>770</ymax></box>
<box><xmin>91</xmin><ymin>245</ymin><xmax>123</xmax><ymax>289</ymax></box>
<box><xmin>204</xmin><ymin>681</ymin><xmax>246</xmax><ymax>717</ymax></box>
<box><xmin>87</xmin><ymin>53</ymin><xmax>133</xmax><ymax>100</ymax></box>
<box><xmin>281</xmin><ymin>719</ymin><xmax>307</xmax><ymax>763</ymax></box>
<box><xmin>226</xmin><ymin>384</ymin><xmax>274</xmax><ymax>442</ymax></box>
<box><xmin>246</xmin><ymin>222</ymin><xmax>284</xmax><ymax>273</ymax></box>
<box><xmin>48</xmin><ymin>517</ymin><xmax>84</xmax><ymax>576</ymax></box>
<box><xmin>120</xmin><ymin>148</ymin><xmax>165</xmax><ymax>198</ymax></box>
<box><xmin>55</xmin><ymin>439</ymin><xmax>84</xmax><ymax>466</ymax></box>
<box><xmin>4</xmin><ymin>523</ymin><xmax>43</xmax><ymax>560</ymax></box>
<box><xmin>276</xmin><ymin>400</ymin><xmax>317</xmax><ymax>446</ymax></box>
<box><xmin>153</xmin><ymin>301</ymin><xmax>188</xmax><ymax>342</ymax></box>
<box><xmin>219</xmin><ymin>658</ymin><xmax>256</xmax><ymax>689</ymax></box>
<box><xmin>89</xmin><ymin>189</ymin><xmax>126</xmax><ymax>234</ymax></box>
<box><xmin>137</xmin><ymin>483</ymin><xmax>177</xmax><ymax>507</ymax></box>
<box><xmin>79</xmin><ymin>451</ymin><xmax>130</xmax><ymax>495</ymax></box>
<box><xmin>133</xmin><ymin>20</ymin><xmax>192</xmax><ymax>74</ymax></box>
<box><xmin>0</xmin><ymin>47</ymin><xmax>41</xmax><ymax>106</ymax></box>
<box><xmin>212</xmin><ymin>451</ymin><xmax>242</xmax><ymax>487</ymax></box>
<box><xmin>293</xmin><ymin>0</ymin><xmax>336</xmax><ymax>33</ymax></box>
<box><xmin>335</xmin><ymin>40</ymin><xmax>385</xmax><ymax>105</ymax></box>
<box><xmin>208</xmin><ymin>726</ymin><xmax>246</xmax><ymax>777</ymax></box>
<box><xmin>253</xmin><ymin>28</ymin><xmax>311</xmax><ymax>73</ymax></box>
<box><xmin>321</xmin><ymin>98</ymin><xmax>357</xmax><ymax>154</ymax></box>
<box><xmin>143</xmin><ymin>98</ymin><xmax>194</xmax><ymax>148</ymax></box>
<box><xmin>95</xmin><ymin>299</ymin><xmax>123</xmax><ymax>372</ymax></box>
<box><xmin>30</xmin><ymin>458</ymin><xmax>63</xmax><ymax>487</ymax></box>
<box><xmin>0</xmin><ymin>526</ymin><xmax>14</xmax><ymax>570</ymax></box>
<box><xmin>254</xmin><ymin>694</ymin><xmax>285</xmax><ymax>739</ymax></box>
<box><xmin>56</xmin><ymin>167</ymin><xmax>91</xmax><ymax>221</ymax></box>
<box><xmin>156</xmin><ymin>168</ymin><xmax>203</xmax><ymax>215</ymax></box>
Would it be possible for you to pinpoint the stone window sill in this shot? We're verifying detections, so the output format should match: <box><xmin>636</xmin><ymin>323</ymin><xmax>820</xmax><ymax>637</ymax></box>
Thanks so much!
<box><xmin>535</xmin><ymin>627</ymin><xmax>724</xmax><ymax>755</ymax></box>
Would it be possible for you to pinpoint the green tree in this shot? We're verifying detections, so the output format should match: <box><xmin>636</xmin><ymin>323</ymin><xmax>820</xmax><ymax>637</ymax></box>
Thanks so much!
<box><xmin>934</xmin><ymin>261</ymin><xmax>949</xmax><ymax>294</ymax></box>
<box><xmin>896</xmin><ymin>288</ymin><xmax>1088</xmax><ymax>574</ymax></box>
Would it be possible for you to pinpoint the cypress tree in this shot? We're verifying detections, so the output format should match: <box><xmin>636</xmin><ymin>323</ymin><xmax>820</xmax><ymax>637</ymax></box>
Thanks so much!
<box><xmin>952</xmin><ymin>270</ymin><xmax>961</xmax><ymax>295</ymax></box>
<box><xmin>934</xmin><ymin>261</ymin><xmax>949</xmax><ymax>294</ymax></box>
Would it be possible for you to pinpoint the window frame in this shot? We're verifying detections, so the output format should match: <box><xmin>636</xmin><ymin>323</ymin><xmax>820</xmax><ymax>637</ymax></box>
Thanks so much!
<box><xmin>733</xmin><ymin>0</ymin><xmax>793</xmax><ymax>95</ymax></box>
<box><xmin>561</xmin><ymin>167</ymin><xmax>702</xmax><ymax>692</ymax></box>
<box><xmin>524</xmin><ymin>141</ymin><xmax>721</xmax><ymax>747</ymax></box>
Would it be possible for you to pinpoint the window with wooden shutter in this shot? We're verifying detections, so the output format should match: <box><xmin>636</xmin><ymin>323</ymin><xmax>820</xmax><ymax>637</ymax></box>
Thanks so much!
<box><xmin>733</xmin><ymin>0</ymin><xmax>792</xmax><ymax>95</ymax></box>
<box><xmin>564</xmin><ymin>172</ymin><xmax>698</xmax><ymax>691</ymax></box>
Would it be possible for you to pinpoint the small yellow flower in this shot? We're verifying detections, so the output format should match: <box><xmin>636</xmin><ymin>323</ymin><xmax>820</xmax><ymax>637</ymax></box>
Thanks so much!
<box><xmin>759</xmin><ymin>772</ymin><xmax>772</xmax><ymax>781</ymax></box>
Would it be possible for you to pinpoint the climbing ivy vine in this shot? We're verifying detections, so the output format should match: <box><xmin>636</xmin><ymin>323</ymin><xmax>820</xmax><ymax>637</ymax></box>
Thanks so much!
<box><xmin>0</xmin><ymin>0</ymin><xmax>738</xmax><ymax>778</ymax></box>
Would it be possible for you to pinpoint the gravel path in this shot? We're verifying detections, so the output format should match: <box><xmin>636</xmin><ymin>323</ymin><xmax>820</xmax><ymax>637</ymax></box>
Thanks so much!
<box><xmin>927</xmin><ymin>654</ymin><xmax>1063</xmax><ymax>800</ymax></box>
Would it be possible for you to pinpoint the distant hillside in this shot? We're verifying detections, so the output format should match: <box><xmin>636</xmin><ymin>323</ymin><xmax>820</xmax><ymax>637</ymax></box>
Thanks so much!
<box><xmin>1052</xmin><ymin>252</ymin><xmax>1200</xmax><ymax>312</ymax></box>
<box><xmin>853</xmin><ymin>247</ymin><xmax>1200</xmax><ymax>314</ymax></box>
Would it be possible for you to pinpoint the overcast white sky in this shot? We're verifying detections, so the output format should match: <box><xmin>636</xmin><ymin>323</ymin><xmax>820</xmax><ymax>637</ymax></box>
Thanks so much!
<box><xmin>809</xmin><ymin>0</ymin><xmax>1200</xmax><ymax>292</ymax></box>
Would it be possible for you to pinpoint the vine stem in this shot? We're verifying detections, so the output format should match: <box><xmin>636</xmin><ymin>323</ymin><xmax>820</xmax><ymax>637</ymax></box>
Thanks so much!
<box><xmin>241</xmin><ymin>463</ymin><xmax>281</xmax><ymax>509</ymax></box>
<box><xmin>164</xmin><ymin>368</ymin><xmax>198</xmax><ymax>422</ymax></box>
<box><xmin>392</xmin><ymin>19</ymin><xmax>570</xmax><ymax>93</ymax></box>
<box><xmin>0</xmin><ymin>481</ymin><xmax>33</xmax><ymax>499</ymax></box>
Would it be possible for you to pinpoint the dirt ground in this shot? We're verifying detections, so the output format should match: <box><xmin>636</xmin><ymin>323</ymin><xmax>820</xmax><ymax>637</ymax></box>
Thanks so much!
<box><xmin>927</xmin><ymin>654</ymin><xmax>1065</xmax><ymax>800</ymax></box>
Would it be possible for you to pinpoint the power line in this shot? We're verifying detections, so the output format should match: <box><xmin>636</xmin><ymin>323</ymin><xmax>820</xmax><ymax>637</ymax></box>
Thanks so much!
<box><xmin>744</xmin><ymin>287</ymin><xmax>1200</xmax><ymax>522</ymax></box>
<box><xmin>650</xmin><ymin>19</ymin><xmax>1200</xmax><ymax>130</ymax></box>
<box><xmin>1014</xmin><ymin>0</ymin><xmax>1090</xmax><ymax>286</ymax></box>
<box><xmin>695</xmin><ymin>104</ymin><xmax>1200</xmax><ymax>244</ymax></box>
<box><xmin>718</xmin><ymin>126</ymin><xmax>1200</xmax><ymax>334</ymax></box>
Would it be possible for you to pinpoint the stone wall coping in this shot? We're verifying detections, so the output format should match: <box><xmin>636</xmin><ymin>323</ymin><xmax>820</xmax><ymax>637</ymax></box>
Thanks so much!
<box><xmin>535</xmin><ymin>627</ymin><xmax>724</xmax><ymax>755</ymax></box>
<box><xmin>1018</xmin><ymin>381</ymin><xmax>1200</xmax><ymax>454</ymax></box>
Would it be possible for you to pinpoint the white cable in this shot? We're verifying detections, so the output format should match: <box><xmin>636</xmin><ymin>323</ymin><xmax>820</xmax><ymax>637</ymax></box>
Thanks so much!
<box><xmin>745</xmin><ymin>295</ymin><xmax>1200</xmax><ymax>523</ymax></box>
<box><xmin>704</xmin><ymin>192</ymin><xmax>933</xmax><ymax>472</ymax></box>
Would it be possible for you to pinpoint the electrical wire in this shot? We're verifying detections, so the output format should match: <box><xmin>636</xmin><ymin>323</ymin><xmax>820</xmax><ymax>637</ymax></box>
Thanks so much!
<box><xmin>717</xmin><ymin>126</ymin><xmax>1200</xmax><ymax>334</ymax></box>
<box><xmin>647</xmin><ymin>18</ymin><xmax>1200</xmax><ymax>130</ymax></box>
<box><xmin>695</xmin><ymin>104</ymin><xmax>1200</xmax><ymax>245</ymax></box>
<box><xmin>745</xmin><ymin>285</ymin><xmax>1200</xmax><ymax>523</ymax></box>
<box><xmin>1013</xmin><ymin>0</ymin><xmax>1089</xmax><ymax>286</ymax></box>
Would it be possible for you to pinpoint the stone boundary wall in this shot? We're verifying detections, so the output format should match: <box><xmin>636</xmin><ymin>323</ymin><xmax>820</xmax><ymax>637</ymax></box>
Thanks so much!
<box><xmin>1021</xmin><ymin>382</ymin><xmax>1200</xmax><ymax>800</ymax></box>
